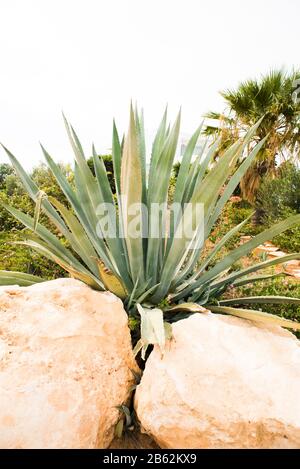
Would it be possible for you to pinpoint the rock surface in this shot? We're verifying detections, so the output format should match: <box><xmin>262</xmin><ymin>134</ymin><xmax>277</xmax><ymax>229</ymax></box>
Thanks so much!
<box><xmin>135</xmin><ymin>312</ymin><xmax>300</xmax><ymax>449</ymax></box>
<box><xmin>0</xmin><ymin>278</ymin><xmax>138</xmax><ymax>449</ymax></box>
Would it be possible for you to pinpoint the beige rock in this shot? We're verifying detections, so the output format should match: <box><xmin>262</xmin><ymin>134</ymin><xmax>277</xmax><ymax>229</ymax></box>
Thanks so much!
<box><xmin>285</xmin><ymin>260</ymin><xmax>300</xmax><ymax>267</ymax></box>
<box><xmin>0</xmin><ymin>278</ymin><xmax>138</xmax><ymax>449</ymax></box>
<box><xmin>253</xmin><ymin>245</ymin><xmax>279</xmax><ymax>256</ymax></box>
<box><xmin>239</xmin><ymin>235</ymin><xmax>252</xmax><ymax>245</ymax></box>
<box><xmin>267</xmin><ymin>250</ymin><xmax>287</xmax><ymax>259</ymax></box>
<box><xmin>135</xmin><ymin>313</ymin><xmax>300</xmax><ymax>449</ymax></box>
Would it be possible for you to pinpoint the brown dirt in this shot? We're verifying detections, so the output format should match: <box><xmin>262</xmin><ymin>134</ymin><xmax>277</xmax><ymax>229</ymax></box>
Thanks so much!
<box><xmin>109</xmin><ymin>427</ymin><xmax>159</xmax><ymax>449</ymax></box>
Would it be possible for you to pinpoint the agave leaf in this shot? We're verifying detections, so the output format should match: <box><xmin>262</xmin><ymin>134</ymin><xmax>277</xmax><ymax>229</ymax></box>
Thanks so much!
<box><xmin>15</xmin><ymin>237</ymin><xmax>103</xmax><ymax>290</ymax></box>
<box><xmin>112</xmin><ymin>120</ymin><xmax>122</xmax><ymax>194</ymax></box>
<box><xmin>73</xmin><ymin>161</ymin><xmax>101</xmax><ymax>236</ymax></box>
<box><xmin>41</xmin><ymin>146</ymin><xmax>98</xmax><ymax>237</ymax></box>
<box><xmin>137</xmin><ymin>304</ymin><xmax>166</xmax><ymax>359</ymax></box>
<box><xmin>176</xmin><ymin>253</ymin><xmax>300</xmax><ymax>305</ymax></box>
<box><xmin>41</xmin><ymin>145</ymin><xmax>95</xmax><ymax>235</ymax></box>
<box><xmin>192</xmin><ymin>139</ymin><xmax>243</xmax><ymax>209</ymax></box>
<box><xmin>97</xmin><ymin>260</ymin><xmax>127</xmax><ymax>299</ymax></box>
<box><xmin>121</xmin><ymin>105</ymin><xmax>144</xmax><ymax>285</ymax></box>
<box><xmin>209</xmin><ymin>305</ymin><xmax>300</xmax><ymax>330</ymax></box>
<box><xmin>182</xmin><ymin>139</ymin><xmax>208</xmax><ymax>204</ymax></box>
<box><xmin>133</xmin><ymin>339</ymin><xmax>143</xmax><ymax>358</ymax></box>
<box><xmin>201</xmin><ymin>215</ymin><xmax>252</xmax><ymax>272</ymax></box>
<box><xmin>1</xmin><ymin>202</ymin><xmax>88</xmax><ymax>271</ymax></box>
<box><xmin>91</xmin><ymin>146</ymin><xmax>131</xmax><ymax>287</ymax></box>
<box><xmin>33</xmin><ymin>190</ymin><xmax>47</xmax><ymax>231</ymax></box>
<box><xmin>168</xmin><ymin>135</ymin><xmax>253</xmax><ymax>288</ymax></box>
<box><xmin>92</xmin><ymin>145</ymin><xmax>115</xmax><ymax>206</ymax></box>
<box><xmin>153</xmin><ymin>136</ymin><xmax>245</xmax><ymax>303</ymax></box>
<box><xmin>211</xmin><ymin>253</ymin><xmax>300</xmax><ymax>293</ymax></box>
<box><xmin>173</xmin><ymin>122</ymin><xmax>203</xmax><ymax>207</ymax></box>
<box><xmin>73</xmin><ymin>160</ymin><xmax>128</xmax><ymax>282</ymax></box>
<box><xmin>185</xmin><ymin>215</ymin><xmax>300</xmax><ymax>299</ymax></box>
<box><xmin>147</xmin><ymin>106</ymin><xmax>168</xmax><ymax>199</ymax></box>
<box><xmin>164</xmin><ymin>302</ymin><xmax>210</xmax><ymax>313</ymax></box>
<box><xmin>41</xmin><ymin>146</ymin><xmax>116</xmax><ymax>273</ymax></box>
<box><xmin>134</xmin><ymin>106</ymin><xmax>147</xmax><ymax>205</ymax></box>
<box><xmin>0</xmin><ymin>270</ymin><xmax>45</xmax><ymax>286</ymax></box>
<box><xmin>164</xmin><ymin>321</ymin><xmax>173</xmax><ymax>341</ymax></box>
<box><xmin>207</xmin><ymin>136</ymin><xmax>268</xmax><ymax>232</ymax></box>
<box><xmin>146</xmin><ymin>110</ymin><xmax>181</xmax><ymax>283</ymax></box>
<box><xmin>48</xmin><ymin>196</ymin><xmax>99</xmax><ymax>276</ymax></box>
<box><xmin>126</xmin><ymin>276</ymin><xmax>140</xmax><ymax>310</ymax></box>
<box><xmin>115</xmin><ymin>419</ymin><xmax>124</xmax><ymax>439</ymax></box>
<box><xmin>175</xmin><ymin>215</ymin><xmax>251</xmax><ymax>291</ymax></box>
<box><xmin>135</xmin><ymin>282</ymin><xmax>160</xmax><ymax>304</ymax></box>
<box><xmin>1</xmin><ymin>144</ymin><xmax>70</xmax><ymax>235</ymax></box>
<box><xmin>63</xmin><ymin>115</ymin><xmax>104</xmax><ymax>215</ymax></box>
<box><xmin>112</xmin><ymin>123</ymin><xmax>132</xmax><ymax>278</ymax></box>
<box><xmin>188</xmin><ymin>139</ymin><xmax>217</xmax><ymax>199</ymax></box>
<box><xmin>220</xmin><ymin>296</ymin><xmax>300</xmax><ymax>306</ymax></box>
<box><xmin>193</xmin><ymin>118</ymin><xmax>264</xmax><ymax>222</ymax></box>
<box><xmin>118</xmin><ymin>405</ymin><xmax>132</xmax><ymax>427</ymax></box>
<box><xmin>232</xmin><ymin>272</ymin><xmax>284</xmax><ymax>288</ymax></box>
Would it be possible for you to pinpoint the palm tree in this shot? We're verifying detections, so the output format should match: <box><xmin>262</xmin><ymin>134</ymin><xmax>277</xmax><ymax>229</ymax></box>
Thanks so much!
<box><xmin>204</xmin><ymin>69</ymin><xmax>300</xmax><ymax>204</ymax></box>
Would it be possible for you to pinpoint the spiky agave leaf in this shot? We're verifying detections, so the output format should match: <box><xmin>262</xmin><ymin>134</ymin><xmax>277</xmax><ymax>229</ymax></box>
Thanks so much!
<box><xmin>209</xmin><ymin>305</ymin><xmax>300</xmax><ymax>331</ymax></box>
<box><xmin>97</xmin><ymin>260</ymin><xmax>127</xmax><ymax>300</ymax></box>
<box><xmin>0</xmin><ymin>271</ymin><xmax>45</xmax><ymax>286</ymax></box>
<box><xmin>120</xmin><ymin>105</ymin><xmax>144</xmax><ymax>286</ymax></box>
<box><xmin>135</xmin><ymin>303</ymin><xmax>171</xmax><ymax>360</ymax></box>
<box><xmin>219</xmin><ymin>296</ymin><xmax>300</xmax><ymax>306</ymax></box>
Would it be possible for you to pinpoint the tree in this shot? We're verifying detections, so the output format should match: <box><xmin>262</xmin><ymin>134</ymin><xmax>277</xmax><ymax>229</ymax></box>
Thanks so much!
<box><xmin>204</xmin><ymin>69</ymin><xmax>300</xmax><ymax>203</ymax></box>
<box><xmin>87</xmin><ymin>154</ymin><xmax>116</xmax><ymax>193</ymax></box>
<box><xmin>31</xmin><ymin>162</ymin><xmax>72</xmax><ymax>204</ymax></box>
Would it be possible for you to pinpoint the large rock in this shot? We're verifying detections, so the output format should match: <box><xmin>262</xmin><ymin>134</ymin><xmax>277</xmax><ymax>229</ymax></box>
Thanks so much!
<box><xmin>135</xmin><ymin>312</ymin><xmax>300</xmax><ymax>448</ymax></box>
<box><xmin>0</xmin><ymin>278</ymin><xmax>138</xmax><ymax>449</ymax></box>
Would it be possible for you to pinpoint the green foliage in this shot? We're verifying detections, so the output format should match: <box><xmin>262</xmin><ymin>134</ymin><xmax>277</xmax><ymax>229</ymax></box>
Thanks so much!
<box><xmin>1</xmin><ymin>107</ymin><xmax>300</xmax><ymax>353</ymax></box>
<box><xmin>0</xmin><ymin>231</ymin><xmax>66</xmax><ymax>279</ymax></box>
<box><xmin>87</xmin><ymin>154</ymin><xmax>116</xmax><ymax>193</ymax></box>
<box><xmin>0</xmin><ymin>163</ymin><xmax>14</xmax><ymax>187</ymax></box>
<box><xmin>0</xmin><ymin>162</ymin><xmax>70</xmax><ymax>279</ymax></box>
<box><xmin>209</xmin><ymin>199</ymin><xmax>259</xmax><ymax>252</ymax></box>
<box><xmin>225</xmin><ymin>276</ymin><xmax>300</xmax><ymax>338</ymax></box>
<box><xmin>273</xmin><ymin>225</ymin><xmax>300</xmax><ymax>253</ymax></box>
<box><xmin>31</xmin><ymin>163</ymin><xmax>72</xmax><ymax>205</ymax></box>
<box><xmin>256</xmin><ymin>162</ymin><xmax>300</xmax><ymax>218</ymax></box>
<box><xmin>256</xmin><ymin>163</ymin><xmax>300</xmax><ymax>252</ymax></box>
<box><xmin>0</xmin><ymin>190</ymin><xmax>32</xmax><ymax>231</ymax></box>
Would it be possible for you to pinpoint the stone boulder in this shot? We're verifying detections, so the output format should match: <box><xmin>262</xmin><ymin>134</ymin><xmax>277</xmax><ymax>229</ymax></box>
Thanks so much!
<box><xmin>0</xmin><ymin>278</ymin><xmax>138</xmax><ymax>449</ymax></box>
<box><xmin>135</xmin><ymin>312</ymin><xmax>300</xmax><ymax>448</ymax></box>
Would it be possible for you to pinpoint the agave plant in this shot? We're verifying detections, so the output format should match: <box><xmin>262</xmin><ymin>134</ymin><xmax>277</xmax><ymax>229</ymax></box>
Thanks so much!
<box><xmin>1</xmin><ymin>106</ymin><xmax>300</xmax><ymax>358</ymax></box>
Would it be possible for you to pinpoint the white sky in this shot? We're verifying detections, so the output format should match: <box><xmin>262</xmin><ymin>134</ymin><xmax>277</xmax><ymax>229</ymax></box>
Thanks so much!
<box><xmin>0</xmin><ymin>0</ymin><xmax>299</xmax><ymax>169</ymax></box>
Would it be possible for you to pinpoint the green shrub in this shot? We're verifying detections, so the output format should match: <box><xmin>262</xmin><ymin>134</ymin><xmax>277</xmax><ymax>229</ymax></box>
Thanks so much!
<box><xmin>255</xmin><ymin>163</ymin><xmax>300</xmax><ymax>252</ymax></box>
<box><xmin>256</xmin><ymin>162</ymin><xmax>300</xmax><ymax>217</ymax></box>
<box><xmin>226</xmin><ymin>276</ymin><xmax>300</xmax><ymax>338</ymax></box>
<box><xmin>0</xmin><ymin>162</ymin><xmax>71</xmax><ymax>232</ymax></box>
<box><xmin>87</xmin><ymin>154</ymin><xmax>116</xmax><ymax>193</ymax></box>
<box><xmin>0</xmin><ymin>163</ymin><xmax>14</xmax><ymax>187</ymax></box>
<box><xmin>0</xmin><ymin>190</ymin><xmax>33</xmax><ymax>231</ymax></box>
<box><xmin>0</xmin><ymin>231</ymin><xmax>66</xmax><ymax>279</ymax></box>
<box><xmin>0</xmin><ymin>162</ymin><xmax>71</xmax><ymax>279</ymax></box>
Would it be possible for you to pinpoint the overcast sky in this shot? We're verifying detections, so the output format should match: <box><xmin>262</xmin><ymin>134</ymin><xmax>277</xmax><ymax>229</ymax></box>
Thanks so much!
<box><xmin>0</xmin><ymin>0</ymin><xmax>299</xmax><ymax>169</ymax></box>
